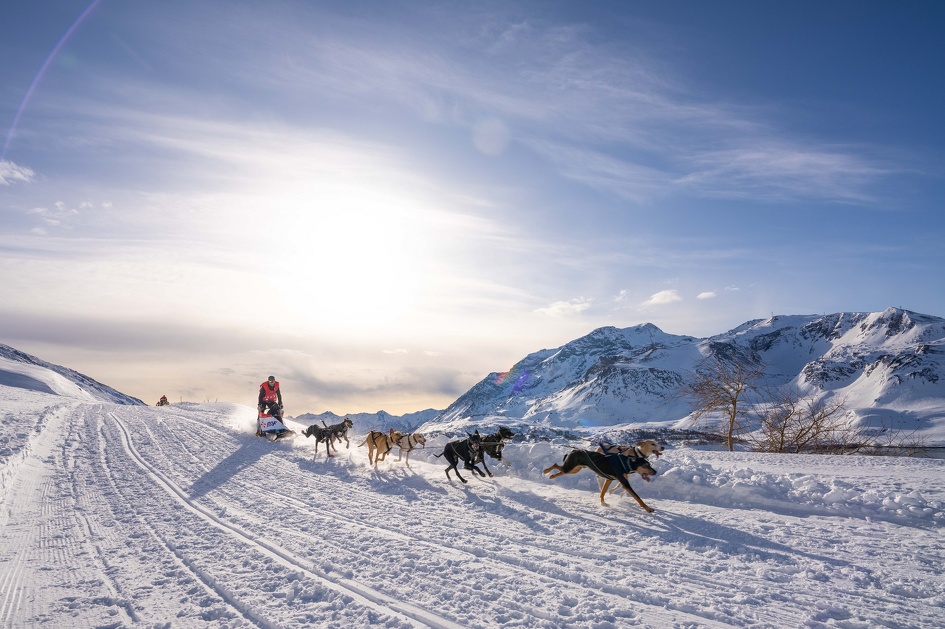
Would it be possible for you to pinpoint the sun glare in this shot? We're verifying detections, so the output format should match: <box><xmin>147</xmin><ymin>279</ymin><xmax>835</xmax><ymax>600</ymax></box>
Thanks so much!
<box><xmin>268</xmin><ymin>193</ymin><xmax>426</xmax><ymax>329</ymax></box>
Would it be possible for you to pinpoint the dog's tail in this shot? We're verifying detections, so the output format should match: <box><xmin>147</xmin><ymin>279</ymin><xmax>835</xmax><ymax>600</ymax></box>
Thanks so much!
<box><xmin>432</xmin><ymin>450</ymin><xmax>445</xmax><ymax>459</ymax></box>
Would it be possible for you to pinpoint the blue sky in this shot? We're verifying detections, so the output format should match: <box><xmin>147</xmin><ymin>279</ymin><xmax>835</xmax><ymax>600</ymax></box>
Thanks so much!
<box><xmin>2</xmin><ymin>0</ymin><xmax>944</xmax><ymax>414</ymax></box>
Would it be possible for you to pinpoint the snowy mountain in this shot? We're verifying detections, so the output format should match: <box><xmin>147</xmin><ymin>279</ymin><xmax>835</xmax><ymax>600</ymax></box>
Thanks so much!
<box><xmin>0</xmin><ymin>343</ymin><xmax>144</xmax><ymax>405</ymax></box>
<box><xmin>293</xmin><ymin>408</ymin><xmax>441</xmax><ymax>433</ymax></box>
<box><xmin>426</xmin><ymin>308</ymin><xmax>945</xmax><ymax>443</ymax></box>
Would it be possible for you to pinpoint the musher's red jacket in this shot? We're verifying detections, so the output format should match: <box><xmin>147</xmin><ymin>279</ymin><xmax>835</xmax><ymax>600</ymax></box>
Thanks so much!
<box><xmin>258</xmin><ymin>380</ymin><xmax>283</xmax><ymax>406</ymax></box>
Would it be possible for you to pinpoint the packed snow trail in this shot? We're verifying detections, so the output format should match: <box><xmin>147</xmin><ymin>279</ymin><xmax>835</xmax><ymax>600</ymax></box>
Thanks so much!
<box><xmin>0</xmin><ymin>399</ymin><xmax>942</xmax><ymax>627</ymax></box>
<box><xmin>107</xmin><ymin>409</ymin><xmax>462</xmax><ymax>629</ymax></box>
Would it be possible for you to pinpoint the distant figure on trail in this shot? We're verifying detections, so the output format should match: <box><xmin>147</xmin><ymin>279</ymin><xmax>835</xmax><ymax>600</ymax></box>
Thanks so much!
<box><xmin>258</xmin><ymin>375</ymin><xmax>284</xmax><ymax>421</ymax></box>
<box><xmin>156</xmin><ymin>395</ymin><xmax>169</xmax><ymax>406</ymax></box>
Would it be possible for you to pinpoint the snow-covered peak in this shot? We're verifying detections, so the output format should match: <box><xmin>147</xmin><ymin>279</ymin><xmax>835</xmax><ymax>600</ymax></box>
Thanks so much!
<box><xmin>0</xmin><ymin>344</ymin><xmax>144</xmax><ymax>405</ymax></box>
<box><xmin>423</xmin><ymin>308</ymin><xmax>945</xmax><ymax>442</ymax></box>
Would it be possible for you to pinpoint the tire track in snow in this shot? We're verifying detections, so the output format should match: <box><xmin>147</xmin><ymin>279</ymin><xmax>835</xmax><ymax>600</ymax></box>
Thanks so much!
<box><xmin>0</xmin><ymin>404</ymin><xmax>137</xmax><ymax>627</ymax></box>
<box><xmin>106</xmin><ymin>411</ymin><xmax>464</xmax><ymax>629</ymax></box>
<box><xmin>110</xmin><ymin>413</ymin><xmax>686</xmax><ymax>625</ymax></box>
<box><xmin>0</xmin><ymin>458</ymin><xmax>41</xmax><ymax>625</ymax></box>
<box><xmin>211</xmin><ymin>451</ymin><xmax>740</xmax><ymax>628</ymax></box>
<box><xmin>92</xmin><ymin>406</ymin><xmax>338</xmax><ymax>628</ymax></box>
<box><xmin>111</xmin><ymin>408</ymin><xmax>797</xmax><ymax>628</ymax></box>
<box><xmin>80</xmin><ymin>405</ymin><xmax>239</xmax><ymax>626</ymax></box>
<box><xmin>68</xmin><ymin>420</ymin><xmax>141</xmax><ymax>625</ymax></box>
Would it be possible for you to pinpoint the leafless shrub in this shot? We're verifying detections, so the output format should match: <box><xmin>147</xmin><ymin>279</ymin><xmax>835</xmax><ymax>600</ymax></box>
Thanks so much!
<box><xmin>681</xmin><ymin>356</ymin><xmax>765</xmax><ymax>451</ymax></box>
<box><xmin>749</xmin><ymin>387</ymin><xmax>850</xmax><ymax>453</ymax></box>
<box><xmin>749</xmin><ymin>387</ymin><xmax>930</xmax><ymax>456</ymax></box>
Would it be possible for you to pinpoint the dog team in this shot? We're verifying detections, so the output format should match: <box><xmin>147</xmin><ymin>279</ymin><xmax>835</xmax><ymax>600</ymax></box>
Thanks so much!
<box><xmin>300</xmin><ymin>417</ymin><xmax>664</xmax><ymax>512</ymax></box>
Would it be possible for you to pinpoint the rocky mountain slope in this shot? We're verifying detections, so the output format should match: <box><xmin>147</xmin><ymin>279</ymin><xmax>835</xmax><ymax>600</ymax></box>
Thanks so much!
<box><xmin>425</xmin><ymin>308</ymin><xmax>945</xmax><ymax>442</ymax></box>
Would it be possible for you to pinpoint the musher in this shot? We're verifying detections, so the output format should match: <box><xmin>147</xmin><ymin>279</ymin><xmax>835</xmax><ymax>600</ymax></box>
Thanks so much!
<box><xmin>258</xmin><ymin>375</ymin><xmax>284</xmax><ymax>422</ymax></box>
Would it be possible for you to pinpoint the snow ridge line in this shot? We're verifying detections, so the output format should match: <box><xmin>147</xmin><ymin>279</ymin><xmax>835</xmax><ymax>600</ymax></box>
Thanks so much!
<box><xmin>106</xmin><ymin>411</ymin><xmax>464</xmax><ymax>629</ymax></box>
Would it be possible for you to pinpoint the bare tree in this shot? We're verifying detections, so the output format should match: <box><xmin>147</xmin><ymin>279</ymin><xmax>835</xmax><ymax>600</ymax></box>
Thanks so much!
<box><xmin>750</xmin><ymin>388</ymin><xmax>849</xmax><ymax>453</ymax></box>
<box><xmin>749</xmin><ymin>385</ymin><xmax>800</xmax><ymax>453</ymax></box>
<box><xmin>750</xmin><ymin>385</ymin><xmax>935</xmax><ymax>456</ymax></box>
<box><xmin>681</xmin><ymin>355</ymin><xmax>765</xmax><ymax>451</ymax></box>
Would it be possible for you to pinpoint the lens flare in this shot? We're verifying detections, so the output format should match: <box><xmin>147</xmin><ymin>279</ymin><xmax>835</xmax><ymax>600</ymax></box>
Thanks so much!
<box><xmin>495</xmin><ymin>368</ymin><xmax>530</xmax><ymax>393</ymax></box>
<box><xmin>2</xmin><ymin>0</ymin><xmax>103</xmax><ymax>159</ymax></box>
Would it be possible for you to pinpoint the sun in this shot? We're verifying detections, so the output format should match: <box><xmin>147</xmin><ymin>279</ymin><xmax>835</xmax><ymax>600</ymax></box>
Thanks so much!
<box><xmin>268</xmin><ymin>194</ymin><xmax>428</xmax><ymax>330</ymax></box>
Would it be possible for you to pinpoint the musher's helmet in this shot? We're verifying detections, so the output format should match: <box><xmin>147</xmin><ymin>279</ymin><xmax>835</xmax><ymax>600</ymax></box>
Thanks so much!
<box><xmin>268</xmin><ymin>376</ymin><xmax>276</xmax><ymax>383</ymax></box>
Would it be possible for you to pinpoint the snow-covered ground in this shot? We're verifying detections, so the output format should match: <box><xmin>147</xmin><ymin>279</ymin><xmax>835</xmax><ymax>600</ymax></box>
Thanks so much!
<box><xmin>1</xmin><ymin>383</ymin><xmax>943</xmax><ymax>627</ymax></box>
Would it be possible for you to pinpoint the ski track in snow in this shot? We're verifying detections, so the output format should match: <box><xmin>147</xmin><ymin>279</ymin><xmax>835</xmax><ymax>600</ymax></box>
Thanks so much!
<box><xmin>0</xmin><ymin>397</ymin><xmax>943</xmax><ymax>628</ymax></box>
<box><xmin>107</xmin><ymin>409</ymin><xmax>461</xmax><ymax>629</ymax></box>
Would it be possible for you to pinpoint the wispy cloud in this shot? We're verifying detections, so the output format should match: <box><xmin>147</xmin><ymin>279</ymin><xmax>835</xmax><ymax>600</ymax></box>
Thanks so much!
<box><xmin>676</xmin><ymin>142</ymin><xmax>890</xmax><ymax>203</ymax></box>
<box><xmin>697</xmin><ymin>291</ymin><xmax>716</xmax><ymax>300</ymax></box>
<box><xmin>67</xmin><ymin>6</ymin><xmax>896</xmax><ymax>213</ymax></box>
<box><xmin>26</xmin><ymin>201</ymin><xmax>83</xmax><ymax>233</ymax></box>
<box><xmin>0</xmin><ymin>160</ymin><xmax>34</xmax><ymax>185</ymax></box>
<box><xmin>168</xmin><ymin>5</ymin><xmax>888</xmax><ymax>210</ymax></box>
<box><xmin>523</xmin><ymin>139</ymin><xmax>671</xmax><ymax>204</ymax></box>
<box><xmin>641</xmin><ymin>289</ymin><xmax>681</xmax><ymax>307</ymax></box>
<box><xmin>535</xmin><ymin>297</ymin><xmax>593</xmax><ymax>317</ymax></box>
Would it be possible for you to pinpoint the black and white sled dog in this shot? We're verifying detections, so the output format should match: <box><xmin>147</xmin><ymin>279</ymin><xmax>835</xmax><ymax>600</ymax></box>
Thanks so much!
<box><xmin>596</xmin><ymin>438</ymin><xmax>664</xmax><ymax>498</ymax></box>
<box><xmin>322</xmin><ymin>417</ymin><xmax>354</xmax><ymax>449</ymax></box>
<box><xmin>302</xmin><ymin>424</ymin><xmax>335</xmax><ymax>458</ymax></box>
<box><xmin>434</xmin><ymin>431</ymin><xmax>484</xmax><ymax>483</ymax></box>
<box><xmin>472</xmin><ymin>426</ymin><xmax>515</xmax><ymax>477</ymax></box>
<box><xmin>543</xmin><ymin>448</ymin><xmax>658</xmax><ymax>512</ymax></box>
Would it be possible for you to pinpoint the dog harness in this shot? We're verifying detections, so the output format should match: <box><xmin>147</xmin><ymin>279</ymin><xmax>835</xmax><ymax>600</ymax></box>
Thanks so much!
<box><xmin>586</xmin><ymin>451</ymin><xmax>643</xmax><ymax>481</ymax></box>
<box><xmin>369</xmin><ymin>431</ymin><xmax>394</xmax><ymax>454</ymax></box>
<box><xmin>399</xmin><ymin>433</ymin><xmax>424</xmax><ymax>453</ymax></box>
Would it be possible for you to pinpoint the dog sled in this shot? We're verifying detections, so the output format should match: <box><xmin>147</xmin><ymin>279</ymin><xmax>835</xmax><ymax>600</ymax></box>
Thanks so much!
<box><xmin>256</xmin><ymin>407</ymin><xmax>296</xmax><ymax>441</ymax></box>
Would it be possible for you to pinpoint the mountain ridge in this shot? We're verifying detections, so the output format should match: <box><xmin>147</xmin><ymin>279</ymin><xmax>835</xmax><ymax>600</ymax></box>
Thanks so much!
<box><xmin>423</xmin><ymin>307</ymin><xmax>945</xmax><ymax>443</ymax></box>
<box><xmin>3</xmin><ymin>307</ymin><xmax>944</xmax><ymax>443</ymax></box>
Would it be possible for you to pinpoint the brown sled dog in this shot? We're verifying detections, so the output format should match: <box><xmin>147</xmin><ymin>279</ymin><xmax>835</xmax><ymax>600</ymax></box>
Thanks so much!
<box><xmin>358</xmin><ymin>429</ymin><xmax>404</xmax><ymax>466</ymax></box>
<box><xmin>543</xmin><ymin>449</ymin><xmax>658</xmax><ymax>512</ymax></box>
